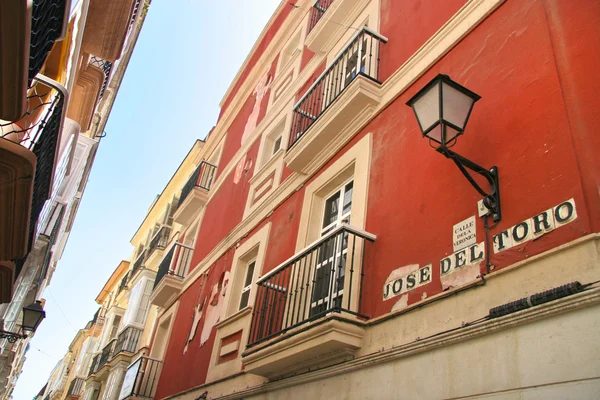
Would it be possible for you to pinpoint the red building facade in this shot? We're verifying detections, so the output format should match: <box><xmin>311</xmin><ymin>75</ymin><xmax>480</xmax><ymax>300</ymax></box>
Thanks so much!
<box><xmin>144</xmin><ymin>0</ymin><xmax>600</xmax><ymax>399</ymax></box>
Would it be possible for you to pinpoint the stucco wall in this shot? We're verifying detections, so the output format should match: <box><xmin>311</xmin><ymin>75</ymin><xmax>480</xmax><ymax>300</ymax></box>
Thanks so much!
<box><xmin>152</xmin><ymin>0</ymin><xmax>600</xmax><ymax>398</ymax></box>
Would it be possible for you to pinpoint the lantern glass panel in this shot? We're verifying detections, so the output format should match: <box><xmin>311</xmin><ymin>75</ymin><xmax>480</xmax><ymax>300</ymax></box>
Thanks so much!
<box><xmin>428</xmin><ymin>125</ymin><xmax>442</xmax><ymax>144</ymax></box>
<box><xmin>22</xmin><ymin>302</ymin><xmax>45</xmax><ymax>332</ymax></box>
<box><xmin>442</xmin><ymin>81</ymin><xmax>476</xmax><ymax>132</ymax></box>
<box><xmin>412</xmin><ymin>81</ymin><xmax>440</xmax><ymax>134</ymax></box>
<box><xmin>445</xmin><ymin>125</ymin><xmax>461</xmax><ymax>144</ymax></box>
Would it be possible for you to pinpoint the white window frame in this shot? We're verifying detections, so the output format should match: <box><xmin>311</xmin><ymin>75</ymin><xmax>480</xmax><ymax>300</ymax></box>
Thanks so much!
<box><xmin>294</xmin><ymin>134</ymin><xmax>372</xmax><ymax>314</ymax></box>
<box><xmin>121</xmin><ymin>277</ymin><xmax>153</xmax><ymax>329</ymax></box>
<box><xmin>320</xmin><ymin>179</ymin><xmax>354</xmax><ymax>235</ymax></box>
<box><xmin>259</xmin><ymin>117</ymin><xmax>286</xmax><ymax>169</ymax></box>
<box><xmin>310</xmin><ymin>179</ymin><xmax>354</xmax><ymax>314</ymax></box>
<box><xmin>221</xmin><ymin>224</ymin><xmax>271</xmax><ymax>319</ymax></box>
<box><xmin>238</xmin><ymin>258</ymin><xmax>257</xmax><ymax>311</ymax></box>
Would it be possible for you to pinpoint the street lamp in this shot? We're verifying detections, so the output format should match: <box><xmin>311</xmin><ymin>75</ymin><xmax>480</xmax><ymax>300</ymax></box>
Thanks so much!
<box><xmin>406</xmin><ymin>74</ymin><xmax>501</xmax><ymax>222</ymax></box>
<box><xmin>0</xmin><ymin>300</ymin><xmax>46</xmax><ymax>343</ymax></box>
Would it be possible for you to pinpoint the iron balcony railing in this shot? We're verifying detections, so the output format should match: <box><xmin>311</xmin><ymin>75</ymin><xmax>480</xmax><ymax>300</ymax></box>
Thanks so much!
<box><xmin>248</xmin><ymin>224</ymin><xmax>375</xmax><ymax>347</ymax></box>
<box><xmin>288</xmin><ymin>27</ymin><xmax>387</xmax><ymax>149</ymax></box>
<box><xmin>98</xmin><ymin>339</ymin><xmax>116</xmax><ymax>370</ymax></box>
<box><xmin>132</xmin><ymin>249</ymin><xmax>148</xmax><ymax>274</ymax></box>
<box><xmin>88</xmin><ymin>56</ymin><xmax>113</xmax><ymax>100</ymax></box>
<box><xmin>128</xmin><ymin>0</ymin><xmax>142</xmax><ymax>31</ymax></box>
<box><xmin>149</xmin><ymin>225</ymin><xmax>171</xmax><ymax>253</ymax></box>
<box><xmin>28</xmin><ymin>0</ymin><xmax>68</xmax><ymax>85</ymax></box>
<box><xmin>118</xmin><ymin>272</ymin><xmax>130</xmax><ymax>295</ymax></box>
<box><xmin>153</xmin><ymin>243</ymin><xmax>193</xmax><ymax>290</ymax></box>
<box><xmin>179</xmin><ymin>161</ymin><xmax>217</xmax><ymax>205</ymax></box>
<box><xmin>66</xmin><ymin>377</ymin><xmax>84</xmax><ymax>398</ymax></box>
<box><xmin>307</xmin><ymin>0</ymin><xmax>334</xmax><ymax>34</ymax></box>
<box><xmin>1</xmin><ymin>75</ymin><xmax>67</xmax><ymax>273</ymax></box>
<box><xmin>88</xmin><ymin>354</ymin><xmax>100</xmax><ymax>376</ymax></box>
<box><xmin>122</xmin><ymin>357</ymin><xmax>162</xmax><ymax>399</ymax></box>
<box><xmin>114</xmin><ymin>326</ymin><xmax>143</xmax><ymax>356</ymax></box>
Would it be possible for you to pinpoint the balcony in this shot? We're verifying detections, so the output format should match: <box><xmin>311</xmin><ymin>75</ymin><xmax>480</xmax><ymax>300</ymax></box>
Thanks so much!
<box><xmin>96</xmin><ymin>339</ymin><xmax>116</xmax><ymax>374</ymax></box>
<box><xmin>88</xmin><ymin>57</ymin><xmax>113</xmax><ymax>101</ymax></box>
<box><xmin>284</xmin><ymin>28</ymin><xmax>387</xmax><ymax>173</ymax></box>
<box><xmin>132</xmin><ymin>249</ymin><xmax>147</xmax><ymax>276</ymax></box>
<box><xmin>0</xmin><ymin>0</ymin><xmax>68</xmax><ymax>121</ymax></box>
<box><xmin>88</xmin><ymin>354</ymin><xmax>100</xmax><ymax>377</ymax></box>
<box><xmin>173</xmin><ymin>161</ymin><xmax>217</xmax><ymax>225</ymax></box>
<box><xmin>151</xmin><ymin>243</ymin><xmax>193</xmax><ymax>308</ymax></box>
<box><xmin>305</xmin><ymin>0</ymin><xmax>370</xmax><ymax>54</ymax></box>
<box><xmin>243</xmin><ymin>224</ymin><xmax>375</xmax><ymax>378</ymax></box>
<box><xmin>117</xmin><ymin>272</ymin><xmax>130</xmax><ymax>296</ymax></box>
<box><xmin>1</xmin><ymin>75</ymin><xmax>66</xmax><ymax>270</ymax></box>
<box><xmin>145</xmin><ymin>225</ymin><xmax>171</xmax><ymax>267</ymax></box>
<box><xmin>66</xmin><ymin>60</ymin><xmax>105</xmax><ymax>132</ymax></box>
<box><xmin>307</xmin><ymin>0</ymin><xmax>333</xmax><ymax>35</ymax></box>
<box><xmin>66</xmin><ymin>377</ymin><xmax>84</xmax><ymax>399</ymax></box>
<box><xmin>82</xmin><ymin>0</ymin><xmax>139</xmax><ymax>62</ymax></box>
<box><xmin>113</xmin><ymin>326</ymin><xmax>143</xmax><ymax>356</ymax></box>
<box><xmin>119</xmin><ymin>356</ymin><xmax>162</xmax><ymax>400</ymax></box>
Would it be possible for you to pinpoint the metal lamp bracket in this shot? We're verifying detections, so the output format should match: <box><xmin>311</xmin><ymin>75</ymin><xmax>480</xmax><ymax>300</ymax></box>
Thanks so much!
<box><xmin>437</xmin><ymin>146</ymin><xmax>501</xmax><ymax>222</ymax></box>
<box><xmin>0</xmin><ymin>330</ymin><xmax>27</xmax><ymax>343</ymax></box>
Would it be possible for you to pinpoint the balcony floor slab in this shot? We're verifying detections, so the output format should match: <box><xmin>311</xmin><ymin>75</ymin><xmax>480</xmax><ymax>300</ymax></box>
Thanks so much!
<box><xmin>242</xmin><ymin>315</ymin><xmax>364</xmax><ymax>379</ymax></box>
<box><xmin>285</xmin><ymin>76</ymin><xmax>381</xmax><ymax>174</ymax></box>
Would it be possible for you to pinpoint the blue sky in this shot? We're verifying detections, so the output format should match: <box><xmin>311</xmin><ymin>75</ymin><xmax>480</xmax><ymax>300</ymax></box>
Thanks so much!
<box><xmin>13</xmin><ymin>0</ymin><xmax>282</xmax><ymax>398</ymax></box>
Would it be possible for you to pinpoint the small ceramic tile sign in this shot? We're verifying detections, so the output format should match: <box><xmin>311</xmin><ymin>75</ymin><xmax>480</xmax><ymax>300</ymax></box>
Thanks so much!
<box><xmin>453</xmin><ymin>215</ymin><xmax>476</xmax><ymax>252</ymax></box>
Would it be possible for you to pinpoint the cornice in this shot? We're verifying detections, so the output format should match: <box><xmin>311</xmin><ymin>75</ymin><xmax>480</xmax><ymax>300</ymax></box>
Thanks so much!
<box><xmin>193</xmin><ymin>0</ymin><xmax>314</xmax><ymax>179</ymax></box>
<box><xmin>218</xmin><ymin>0</ymin><xmax>313</xmax><ymax>109</ymax></box>
<box><xmin>166</xmin><ymin>286</ymin><xmax>600</xmax><ymax>400</ymax></box>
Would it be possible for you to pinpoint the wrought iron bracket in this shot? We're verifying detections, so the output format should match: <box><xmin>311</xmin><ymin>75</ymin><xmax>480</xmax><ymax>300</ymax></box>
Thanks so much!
<box><xmin>437</xmin><ymin>146</ymin><xmax>501</xmax><ymax>222</ymax></box>
<box><xmin>0</xmin><ymin>330</ymin><xmax>27</xmax><ymax>343</ymax></box>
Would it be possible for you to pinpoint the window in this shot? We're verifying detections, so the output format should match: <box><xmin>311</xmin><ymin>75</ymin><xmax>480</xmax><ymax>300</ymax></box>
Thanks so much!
<box><xmin>222</xmin><ymin>224</ymin><xmax>271</xmax><ymax>318</ymax></box>
<box><xmin>239</xmin><ymin>259</ymin><xmax>256</xmax><ymax>310</ymax></box>
<box><xmin>101</xmin><ymin>369</ymin><xmax>119</xmax><ymax>400</ymax></box>
<box><xmin>163</xmin><ymin>197</ymin><xmax>178</xmax><ymax>226</ymax></box>
<box><xmin>74</xmin><ymin>337</ymin><xmax>96</xmax><ymax>377</ymax></box>
<box><xmin>272</xmin><ymin>136</ymin><xmax>282</xmax><ymax>155</ymax></box>
<box><xmin>321</xmin><ymin>181</ymin><xmax>353</xmax><ymax>234</ymax></box>
<box><xmin>134</xmin><ymin>245</ymin><xmax>144</xmax><ymax>260</ymax></box>
<box><xmin>260</xmin><ymin>119</ymin><xmax>286</xmax><ymax>168</ymax></box>
<box><xmin>122</xmin><ymin>278</ymin><xmax>153</xmax><ymax>328</ymax></box>
<box><xmin>109</xmin><ymin>315</ymin><xmax>121</xmax><ymax>340</ymax></box>
<box><xmin>135</xmin><ymin>279</ymin><xmax>153</xmax><ymax>325</ymax></box>
<box><xmin>311</xmin><ymin>180</ymin><xmax>353</xmax><ymax>316</ymax></box>
<box><xmin>344</xmin><ymin>35</ymin><xmax>368</xmax><ymax>87</ymax></box>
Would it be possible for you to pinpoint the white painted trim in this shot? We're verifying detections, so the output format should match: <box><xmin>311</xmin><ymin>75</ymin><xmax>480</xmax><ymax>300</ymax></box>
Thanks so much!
<box><xmin>221</xmin><ymin>289</ymin><xmax>600</xmax><ymax>400</ymax></box>
<box><xmin>181</xmin><ymin>0</ymin><xmax>506</xmax><ymax>296</ymax></box>
<box><xmin>218</xmin><ymin>0</ymin><xmax>314</xmax><ymax>108</ymax></box>
<box><xmin>294</xmin><ymin>26</ymin><xmax>388</xmax><ymax>109</ymax></box>
<box><xmin>257</xmin><ymin>223</ymin><xmax>375</xmax><ymax>284</ymax></box>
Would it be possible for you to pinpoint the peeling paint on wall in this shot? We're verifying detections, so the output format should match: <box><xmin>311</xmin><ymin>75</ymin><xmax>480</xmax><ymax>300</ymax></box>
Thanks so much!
<box><xmin>383</xmin><ymin>264</ymin><xmax>432</xmax><ymax>301</ymax></box>
<box><xmin>182</xmin><ymin>271</ymin><xmax>230</xmax><ymax>353</ymax></box>
<box><xmin>233</xmin><ymin>155</ymin><xmax>253</xmax><ymax>185</ymax></box>
<box><xmin>200</xmin><ymin>271</ymin><xmax>230</xmax><ymax>346</ymax></box>
<box><xmin>391</xmin><ymin>294</ymin><xmax>409</xmax><ymax>312</ymax></box>
<box><xmin>233</xmin><ymin>155</ymin><xmax>247</xmax><ymax>184</ymax></box>
<box><xmin>241</xmin><ymin>72</ymin><xmax>272</xmax><ymax>146</ymax></box>
<box><xmin>440</xmin><ymin>262</ymin><xmax>481</xmax><ymax>291</ymax></box>
<box><xmin>183</xmin><ymin>300</ymin><xmax>204</xmax><ymax>354</ymax></box>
